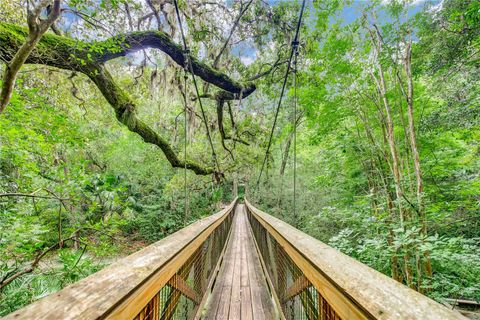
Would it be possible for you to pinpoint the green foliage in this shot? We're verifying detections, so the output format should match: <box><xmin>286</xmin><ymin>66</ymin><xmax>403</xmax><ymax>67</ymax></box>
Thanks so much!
<box><xmin>1</xmin><ymin>0</ymin><xmax>479</xmax><ymax>315</ymax></box>
<box><xmin>0</xmin><ymin>250</ymin><xmax>102</xmax><ymax>316</ymax></box>
<box><xmin>0</xmin><ymin>64</ymin><xmax>233</xmax><ymax>314</ymax></box>
<box><xmin>254</xmin><ymin>0</ymin><xmax>480</xmax><ymax>303</ymax></box>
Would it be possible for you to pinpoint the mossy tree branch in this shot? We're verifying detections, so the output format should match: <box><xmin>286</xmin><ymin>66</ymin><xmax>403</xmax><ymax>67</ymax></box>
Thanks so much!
<box><xmin>0</xmin><ymin>23</ymin><xmax>256</xmax><ymax>96</ymax></box>
<box><xmin>87</xmin><ymin>65</ymin><xmax>212</xmax><ymax>174</ymax></box>
<box><xmin>0</xmin><ymin>22</ymin><xmax>257</xmax><ymax>175</ymax></box>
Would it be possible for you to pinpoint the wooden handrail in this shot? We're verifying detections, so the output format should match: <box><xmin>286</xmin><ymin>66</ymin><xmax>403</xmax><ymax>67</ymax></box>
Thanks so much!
<box><xmin>245</xmin><ymin>199</ymin><xmax>466</xmax><ymax>320</ymax></box>
<box><xmin>4</xmin><ymin>198</ymin><xmax>238</xmax><ymax>320</ymax></box>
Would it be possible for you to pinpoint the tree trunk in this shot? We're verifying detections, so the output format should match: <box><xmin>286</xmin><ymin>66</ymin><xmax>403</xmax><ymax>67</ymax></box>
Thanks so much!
<box><xmin>404</xmin><ymin>42</ymin><xmax>433</xmax><ymax>283</ymax></box>
<box><xmin>366</xmin><ymin>22</ymin><xmax>413</xmax><ymax>288</ymax></box>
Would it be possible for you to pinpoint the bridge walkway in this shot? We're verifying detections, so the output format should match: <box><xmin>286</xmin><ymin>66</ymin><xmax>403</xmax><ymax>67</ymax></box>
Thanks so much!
<box><xmin>202</xmin><ymin>204</ymin><xmax>275</xmax><ymax>319</ymax></box>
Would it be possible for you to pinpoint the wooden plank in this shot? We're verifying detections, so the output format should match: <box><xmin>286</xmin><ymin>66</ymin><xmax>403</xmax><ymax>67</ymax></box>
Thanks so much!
<box><xmin>246</xmin><ymin>210</ymin><xmax>285</xmax><ymax>320</ymax></box>
<box><xmin>193</xmin><ymin>214</ymin><xmax>235</xmax><ymax>320</ymax></box>
<box><xmin>229</xmin><ymin>209</ymin><xmax>243</xmax><ymax>319</ymax></box>
<box><xmin>203</xmin><ymin>204</ymin><xmax>275</xmax><ymax>320</ymax></box>
<box><xmin>202</xmin><ymin>230</ymin><xmax>235</xmax><ymax>320</ymax></box>
<box><xmin>245</xmin><ymin>199</ymin><xmax>466</xmax><ymax>320</ymax></box>
<box><xmin>240</xmin><ymin>242</ymin><xmax>249</xmax><ymax>287</ymax></box>
<box><xmin>251</xmin><ymin>239</ymin><xmax>274</xmax><ymax>320</ymax></box>
<box><xmin>168</xmin><ymin>274</ymin><xmax>200</xmax><ymax>304</ymax></box>
<box><xmin>319</xmin><ymin>292</ymin><xmax>324</xmax><ymax>320</ymax></box>
<box><xmin>240</xmin><ymin>238</ymin><xmax>253</xmax><ymax>320</ymax></box>
<box><xmin>213</xmin><ymin>209</ymin><xmax>239</xmax><ymax>319</ymax></box>
<box><xmin>4</xmin><ymin>199</ymin><xmax>237</xmax><ymax>320</ymax></box>
<box><xmin>282</xmin><ymin>275</ymin><xmax>309</xmax><ymax>303</ymax></box>
<box><xmin>243</xmin><ymin>209</ymin><xmax>270</xmax><ymax>320</ymax></box>
<box><xmin>153</xmin><ymin>293</ymin><xmax>159</xmax><ymax>320</ymax></box>
<box><xmin>444</xmin><ymin>298</ymin><xmax>480</xmax><ymax>307</ymax></box>
<box><xmin>215</xmin><ymin>256</ymin><xmax>235</xmax><ymax>317</ymax></box>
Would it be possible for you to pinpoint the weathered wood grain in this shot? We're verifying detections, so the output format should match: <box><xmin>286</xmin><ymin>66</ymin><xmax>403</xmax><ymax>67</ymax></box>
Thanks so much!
<box><xmin>203</xmin><ymin>205</ymin><xmax>275</xmax><ymax>319</ymax></box>
<box><xmin>282</xmin><ymin>275</ymin><xmax>309</xmax><ymax>303</ymax></box>
<box><xmin>168</xmin><ymin>274</ymin><xmax>201</xmax><ymax>304</ymax></box>
<box><xmin>245</xmin><ymin>199</ymin><xmax>466</xmax><ymax>320</ymax></box>
<box><xmin>4</xmin><ymin>199</ymin><xmax>237</xmax><ymax>320</ymax></box>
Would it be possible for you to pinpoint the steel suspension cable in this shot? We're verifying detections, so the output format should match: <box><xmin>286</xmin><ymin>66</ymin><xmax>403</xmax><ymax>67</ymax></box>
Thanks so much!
<box><xmin>255</xmin><ymin>0</ymin><xmax>306</xmax><ymax>188</ymax></box>
<box><xmin>182</xmin><ymin>52</ymin><xmax>189</xmax><ymax>226</ymax></box>
<box><xmin>174</xmin><ymin>1</ymin><xmax>190</xmax><ymax>225</ymax></box>
<box><xmin>293</xmin><ymin>46</ymin><xmax>299</xmax><ymax>224</ymax></box>
<box><xmin>173</xmin><ymin>0</ymin><xmax>220</xmax><ymax>174</ymax></box>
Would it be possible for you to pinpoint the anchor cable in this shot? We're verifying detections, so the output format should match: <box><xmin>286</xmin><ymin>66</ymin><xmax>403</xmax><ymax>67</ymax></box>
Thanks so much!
<box><xmin>182</xmin><ymin>51</ymin><xmax>189</xmax><ymax>225</ymax></box>
<box><xmin>173</xmin><ymin>0</ymin><xmax>220</xmax><ymax>175</ymax></box>
<box><xmin>293</xmin><ymin>45</ymin><xmax>299</xmax><ymax>224</ymax></box>
<box><xmin>256</xmin><ymin>0</ymin><xmax>306</xmax><ymax>188</ymax></box>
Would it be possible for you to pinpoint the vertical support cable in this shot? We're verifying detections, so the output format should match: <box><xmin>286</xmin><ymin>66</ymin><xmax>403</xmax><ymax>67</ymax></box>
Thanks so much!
<box><xmin>255</xmin><ymin>0</ymin><xmax>307</xmax><ymax>189</ymax></box>
<box><xmin>173</xmin><ymin>0</ymin><xmax>221</xmax><ymax>177</ymax></box>
<box><xmin>183</xmin><ymin>50</ymin><xmax>189</xmax><ymax>226</ymax></box>
<box><xmin>292</xmin><ymin>42</ymin><xmax>299</xmax><ymax>225</ymax></box>
<box><xmin>173</xmin><ymin>0</ymin><xmax>191</xmax><ymax>226</ymax></box>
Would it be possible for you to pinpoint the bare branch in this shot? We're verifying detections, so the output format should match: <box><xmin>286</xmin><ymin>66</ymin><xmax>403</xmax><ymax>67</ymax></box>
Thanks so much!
<box><xmin>0</xmin><ymin>192</ymin><xmax>70</xmax><ymax>201</ymax></box>
<box><xmin>0</xmin><ymin>236</ymin><xmax>74</xmax><ymax>290</ymax></box>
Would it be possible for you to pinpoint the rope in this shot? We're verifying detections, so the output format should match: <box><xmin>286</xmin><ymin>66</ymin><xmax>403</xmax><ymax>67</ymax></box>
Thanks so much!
<box><xmin>256</xmin><ymin>0</ymin><xmax>306</xmax><ymax>188</ymax></box>
<box><xmin>173</xmin><ymin>0</ymin><xmax>220</xmax><ymax>174</ymax></box>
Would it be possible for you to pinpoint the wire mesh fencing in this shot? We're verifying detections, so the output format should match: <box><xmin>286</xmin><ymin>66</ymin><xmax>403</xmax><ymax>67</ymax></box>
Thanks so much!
<box><xmin>247</xmin><ymin>208</ymin><xmax>341</xmax><ymax>320</ymax></box>
<box><xmin>134</xmin><ymin>208</ymin><xmax>234</xmax><ymax>320</ymax></box>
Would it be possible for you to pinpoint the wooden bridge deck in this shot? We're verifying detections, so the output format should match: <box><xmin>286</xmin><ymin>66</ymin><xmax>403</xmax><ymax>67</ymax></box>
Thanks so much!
<box><xmin>5</xmin><ymin>199</ymin><xmax>465</xmax><ymax>320</ymax></box>
<box><xmin>202</xmin><ymin>204</ymin><xmax>275</xmax><ymax>320</ymax></box>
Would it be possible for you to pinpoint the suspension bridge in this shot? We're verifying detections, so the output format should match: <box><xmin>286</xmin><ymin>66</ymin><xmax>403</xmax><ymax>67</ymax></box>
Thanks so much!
<box><xmin>0</xmin><ymin>0</ymin><xmax>474</xmax><ymax>318</ymax></box>
<box><xmin>4</xmin><ymin>198</ymin><xmax>467</xmax><ymax>320</ymax></box>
